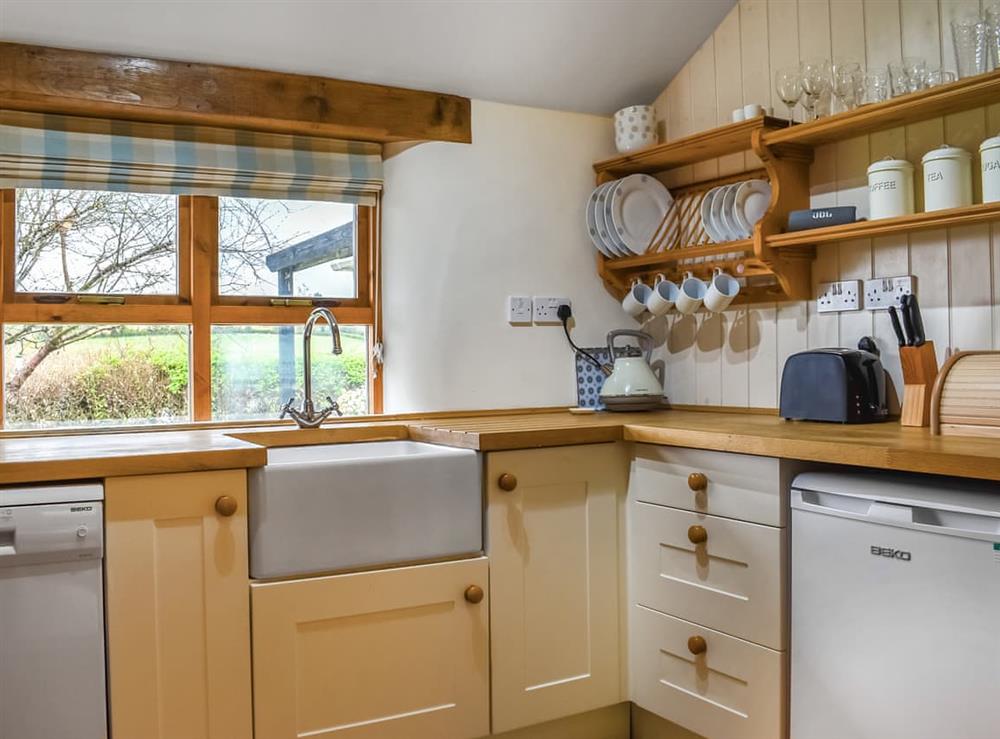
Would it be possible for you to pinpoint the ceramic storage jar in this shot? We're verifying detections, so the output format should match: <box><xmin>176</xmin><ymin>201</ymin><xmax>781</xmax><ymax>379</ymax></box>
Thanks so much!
<box><xmin>614</xmin><ymin>105</ymin><xmax>656</xmax><ymax>153</ymax></box>
<box><xmin>867</xmin><ymin>158</ymin><xmax>914</xmax><ymax>220</ymax></box>
<box><xmin>981</xmin><ymin>134</ymin><xmax>1000</xmax><ymax>204</ymax></box>
<box><xmin>922</xmin><ymin>145</ymin><xmax>973</xmax><ymax>211</ymax></box>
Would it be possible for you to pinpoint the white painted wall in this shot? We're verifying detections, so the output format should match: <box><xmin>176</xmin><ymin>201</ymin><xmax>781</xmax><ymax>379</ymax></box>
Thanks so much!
<box><xmin>651</xmin><ymin>0</ymin><xmax>1000</xmax><ymax>412</ymax></box>
<box><xmin>382</xmin><ymin>100</ymin><xmax>622</xmax><ymax>413</ymax></box>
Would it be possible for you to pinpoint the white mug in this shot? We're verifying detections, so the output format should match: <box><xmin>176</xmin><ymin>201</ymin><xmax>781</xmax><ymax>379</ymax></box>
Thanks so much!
<box><xmin>675</xmin><ymin>272</ymin><xmax>708</xmax><ymax>315</ymax></box>
<box><xmin>743</xmin><ymin>103</ymin><xmax>764</xmax><ymax>119</ymax></box>
<box><xmin>731</xmin><ymin>107</ymin><xmax>746</xmax><ymax>123</ymax></box>
<box><xmin>621</xmin><ymin>280</ymin><xmax>652</xmax><ymax>317</ymax></box>
<box><xmin>645</xmin><ymin>275</ymin><xmax>680</xmax><ymax>316</ymax></box>
<box><xmin>704</xmin><ymin>269</ymin><xmax>741</xmax><ymax>313</ymax></box>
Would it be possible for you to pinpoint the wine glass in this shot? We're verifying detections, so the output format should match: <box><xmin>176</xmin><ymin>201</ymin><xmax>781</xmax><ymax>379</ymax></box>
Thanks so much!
<box><xmin>800</xmin><ymin>59</ymin><xmax>831</xmax><ymax>120</ymax></box>
<box><xmin>831</xmin><ymin>60</ymin><xmax>862</xmax><ymax>111</ymax></box>
<box><xmin>775</xmin><ymin>67</ymin><xmax>803</xmax><ymax>122</ymax></box>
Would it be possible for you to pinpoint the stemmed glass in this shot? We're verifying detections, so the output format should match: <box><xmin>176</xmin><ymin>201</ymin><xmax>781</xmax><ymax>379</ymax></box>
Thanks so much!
<box><xmin>775</xmin><ymin>67</ymin><xmax>803</xmax><ymax>122</ymax></box>
<box><xmin>800</xmin><ymin>59</ymin><xmax>831</xmax><ymax>120</ymax></box>
<box><xmin>831</xmin><ymin>60</ymin><xmax>862</xmax><ymax>111</ymax></box>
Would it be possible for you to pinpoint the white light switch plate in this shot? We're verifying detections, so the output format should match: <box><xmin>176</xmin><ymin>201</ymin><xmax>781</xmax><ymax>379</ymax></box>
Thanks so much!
<box><xmin>864</xmin><ymin>275</ymin><xmax>916</xmax><ymax>310</ymax></box>
<box><xmin>817</xmin><ymin>280</ymin><xmax>861</xmax><ymax>313</ymax></box>
<box><xmin>532</xmin><ymin>296</ymin><xmax>571</xmax><ymax>324</ymax></box>
<box><xmin>507</xmin><ymin>295</ymin><xmax>532</xmax><ymax>324</ymax></box>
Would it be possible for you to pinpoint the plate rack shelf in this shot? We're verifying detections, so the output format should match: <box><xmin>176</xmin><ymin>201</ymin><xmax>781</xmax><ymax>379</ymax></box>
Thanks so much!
<box><xmin>594</xmin><ymin>68</ymin><xmax>1000</xmax><ymax>304</ymax></box>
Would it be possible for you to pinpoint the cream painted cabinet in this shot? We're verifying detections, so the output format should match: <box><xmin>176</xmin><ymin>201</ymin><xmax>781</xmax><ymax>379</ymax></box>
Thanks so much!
<box><xmin>251</xmin><ymin>557</ymin><xmax>490</xmax><ymax>739</ymax></box>
<box><xmin>487</xmin><ymin>443</ymin><xmax>627</xmax><ymax>734</ymax></box>
<box><xmin>105</xmin><ymin>470</ymin><xmax>253</xmax><ymax>739</ymax></box>
<box><xmin>627</xmin><ymin>445</ymin><xmax>792</xmax><ymax>739</ymax></box>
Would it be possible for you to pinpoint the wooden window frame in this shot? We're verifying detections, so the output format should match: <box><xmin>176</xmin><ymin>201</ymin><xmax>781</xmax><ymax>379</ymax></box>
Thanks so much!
<box><xmin>0</xmin><ymin>188</ymin><xmax>383</xmax><ymax>428</ymax></box>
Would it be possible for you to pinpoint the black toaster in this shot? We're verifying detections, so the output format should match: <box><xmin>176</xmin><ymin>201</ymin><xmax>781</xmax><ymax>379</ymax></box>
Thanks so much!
<box><xmin>779</xmin><ymin>345</ymin><xmax>889</xmax><ymax>423</ymax></box>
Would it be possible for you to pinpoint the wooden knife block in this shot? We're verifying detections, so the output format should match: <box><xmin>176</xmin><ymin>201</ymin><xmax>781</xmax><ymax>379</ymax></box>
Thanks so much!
<box><xmin>899</xmin><ymin>342</ymin><xmax>938</xmax><ymax>427</ymax></box>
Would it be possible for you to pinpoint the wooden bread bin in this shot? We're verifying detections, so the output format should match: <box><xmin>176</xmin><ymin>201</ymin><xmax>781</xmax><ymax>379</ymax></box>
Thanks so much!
<box><xmin>931</xmin><ymin>351</ymin><xmax>1000</xmax><ymax>438</ymax></box>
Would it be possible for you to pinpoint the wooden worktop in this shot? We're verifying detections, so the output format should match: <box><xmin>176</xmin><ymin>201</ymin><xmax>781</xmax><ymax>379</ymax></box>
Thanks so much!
<box><xmin>0</xmin><ymin>409</ymin><xmax>998</xmax><ymax>485</ymax></box>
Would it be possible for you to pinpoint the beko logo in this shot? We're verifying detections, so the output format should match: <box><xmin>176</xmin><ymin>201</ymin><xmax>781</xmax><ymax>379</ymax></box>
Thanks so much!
<box><xmin>871</xmin><ymin>545</ymin><xmax>911</xmax><ymax>561</ymax></box>
<box><xmin>70</xmin><ymin>505</ymin><xmax>93</xmax><ymax>512</ymax></box>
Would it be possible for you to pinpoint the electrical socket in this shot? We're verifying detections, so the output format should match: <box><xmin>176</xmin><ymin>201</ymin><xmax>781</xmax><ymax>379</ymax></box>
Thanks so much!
<box><xmin>532</xmin><ymin>296</ymin><xmax>571</xmax><ymax>324</ymax></box>
<box><xmin>864</xmin><ymin>275</ymin><xmax>916</xmax><ymax>310</ymax></box>
<box><xmin>506</xmin><ymin>295</ymin><xmax>532</xmax><ymax>324</ymax></box>
<box><xmin>817</xmin><ymin>280</ymin><xmax>861</xmax><ymax>313</ymax></box>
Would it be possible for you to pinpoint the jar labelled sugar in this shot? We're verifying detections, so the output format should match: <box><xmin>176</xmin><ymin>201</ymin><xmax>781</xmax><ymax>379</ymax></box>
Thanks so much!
<box><xmin>981</xmin><ymin>135</ymin><xmax>1000</xmax><ymax>204</ymax></box>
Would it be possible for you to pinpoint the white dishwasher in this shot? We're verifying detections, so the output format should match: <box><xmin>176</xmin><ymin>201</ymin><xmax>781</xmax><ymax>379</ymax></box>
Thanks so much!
<box><xmin>0</xmin><ymin>483</ymin><xmax>107</xmax><ymax>739</ymax></box>
<box><xmin>791</xmin><ymin>471</ymin><xmax>1000</xmax><ymax>739</ymax></box>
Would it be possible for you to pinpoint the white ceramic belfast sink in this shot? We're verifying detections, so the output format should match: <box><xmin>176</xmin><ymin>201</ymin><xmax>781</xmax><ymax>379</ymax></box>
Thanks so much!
<box><xmin>248</xmin><ymin>441</ymin><xmax>482</xmax><ymax>579</ymax></box>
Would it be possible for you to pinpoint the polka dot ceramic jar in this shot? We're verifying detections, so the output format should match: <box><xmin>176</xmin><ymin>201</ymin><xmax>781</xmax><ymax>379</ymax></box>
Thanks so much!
<box><xmin>614</xmin><ymin>105</ymin><xmax>656</xmax><ymax>153</ymax></box>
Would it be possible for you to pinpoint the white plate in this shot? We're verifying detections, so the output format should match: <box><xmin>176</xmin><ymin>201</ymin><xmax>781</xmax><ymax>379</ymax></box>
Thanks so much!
<box><xmin>719</xmin><ymin>184</ymin><xmax>742</xmax><ymax>241</ymax></box>
<box><xmin>585</xmin><ymin>183</ymin><xmax>614</xmax><ymax>257</ymax></box>
<box><xmin>609</xmin><ymin>174</ymin><xmax>674</xmax><ymax>255</ymax></box>
<box><xmin>594</xmin><ymin>182</ymin><xmax>627</xmax><ymax>256</ymax></box>
<box><xmin>601</xmin><ymin>180</ymin><xmax>631</xmax><ymax>256</ymax></box>
<box><xmin>733</xmin><ymin>179</ymin><xmax>772</xmax><ymax>238</ymax></box>
<box><xmin>710</xmin><ymin>184</ymin><xmax>735</xmax><ymax>242</ymax></box>
<box><xmin>700</xmin><ymin>186</ymin><xmax>725</xmax><ymax>243</ymax></box>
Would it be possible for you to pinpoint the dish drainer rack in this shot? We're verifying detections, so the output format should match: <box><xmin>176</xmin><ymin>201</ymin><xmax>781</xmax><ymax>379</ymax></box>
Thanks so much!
<box><xmin>592</xmin><ymin>68</ymin><xmax>1000</xmax><ymax>304</ymax></box>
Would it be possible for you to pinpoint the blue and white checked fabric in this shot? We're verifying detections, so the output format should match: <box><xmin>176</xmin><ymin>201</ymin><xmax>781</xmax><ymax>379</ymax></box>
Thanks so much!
<box><xmin>0</xmin><ymin>112</ymin><xmax>383</xmax><ymax>205</ymax></box>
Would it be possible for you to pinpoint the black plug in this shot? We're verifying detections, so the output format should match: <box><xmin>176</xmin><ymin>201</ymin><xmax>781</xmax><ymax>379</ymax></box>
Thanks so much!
<box><xmin>557</xmin><ymin>303</ymin><xmax>573</xmax><ymax>322</ymax></box>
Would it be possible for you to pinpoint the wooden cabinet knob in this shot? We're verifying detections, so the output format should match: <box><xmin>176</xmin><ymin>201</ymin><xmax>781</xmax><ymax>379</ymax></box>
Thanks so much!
<box><xmin>497</xmin><ymin>473</ymin><xmax>518</xmax><ymax>492</ymax></box>
<box><xmin>687</xmin><ymin>635</ymin><xmax>707</xmax><ymax>656</ymax></box>
<box><xmin>687</xmin><ymin>525</ymin><xmax>708</xmax><ymax>545</ymax></box>
<box><xmin>214</xmin><ymin>495</ymin><xmax>238</xmax><ymax>517</ymax></box>
<box><xmin>464</xmin><ymin>585</ymin><xmax>484</xmax><ymax>604</ymax></box>
<box><xmin>688</xmin><ymin>472</ymin><xmax>708</xmax><ymax>492</ymax></box>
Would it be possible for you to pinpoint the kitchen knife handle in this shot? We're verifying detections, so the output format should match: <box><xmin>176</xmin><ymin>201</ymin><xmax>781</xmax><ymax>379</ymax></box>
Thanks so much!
<box><xmin>888</xmin><ymin>306</ymin><xmax>906</xmax><ymax>348</ymax></box>
<box><xmin>899</xmin><ymin>294</ymin><xmax>916</xmax><ymax>346</ymax></box>
<box><xmin>908</xmin><ymin>293</ymin><xmax>926</xmax><ymax>347</ymax></box>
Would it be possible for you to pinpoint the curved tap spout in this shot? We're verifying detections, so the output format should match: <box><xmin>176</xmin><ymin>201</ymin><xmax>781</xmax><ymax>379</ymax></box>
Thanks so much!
<box><xmin>283</xmin><ymin>307</ymin><xmax>345</xmax><ymax>428</ymax></box>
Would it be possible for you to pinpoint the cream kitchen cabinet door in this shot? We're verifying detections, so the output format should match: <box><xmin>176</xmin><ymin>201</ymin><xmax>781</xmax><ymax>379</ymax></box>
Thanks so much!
<box><xmin>251</xmin><ymin>557</ymin><xmax>490</xmax><ymax>739</ymax></box>
<box><xmin>104</xmin><ymin>470</ymin><xmax>253</xmax><ymax>739</ymax></box>
<box><xmin>487</xmin><ymin>443</ymin><xmax>628</xmax><ymax>734</ymax></box>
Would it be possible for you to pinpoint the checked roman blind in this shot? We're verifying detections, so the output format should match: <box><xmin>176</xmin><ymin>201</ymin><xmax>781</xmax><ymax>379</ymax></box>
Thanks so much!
<box><xmin>0</xmin><ymin>111</ymin><xmax>383</xmax><ymax>205</ymax></box>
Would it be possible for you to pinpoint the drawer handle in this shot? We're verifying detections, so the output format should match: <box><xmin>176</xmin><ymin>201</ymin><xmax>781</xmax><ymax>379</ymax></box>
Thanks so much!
<box><xmin>464</xmin><ymin>585</ymin><xmax>485</xmax><ymax>604</ymax></box>
<box><xmin>687</xmin><ymin>635</ymin><xmax>707</xmax><ymax>656</ymax></box>
<box><xmin>498</xmin><ymin>473</ymin><xmax>518</xmax><ymax>492</ymax></box>
<box><xmin>215</xmin><ymin>495</ymin><xmax>238</xmax><ymax>517</ymax></box>
<box><xmin>688</xmin><ymin>472</ymin><xmax>708</xmax><ymax>492</ymax></box>
<box><xmin>687</xmin><ymin>525</ymin><xmax>708</xmax><ymax>545</ymax></box>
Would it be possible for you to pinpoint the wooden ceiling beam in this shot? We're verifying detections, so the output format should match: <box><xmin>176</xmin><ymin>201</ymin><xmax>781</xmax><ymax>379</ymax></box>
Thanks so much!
<box><xmin>0</xmin><ymin>42</ymin><xmax>472</xmax><ymax>145</ymax></box>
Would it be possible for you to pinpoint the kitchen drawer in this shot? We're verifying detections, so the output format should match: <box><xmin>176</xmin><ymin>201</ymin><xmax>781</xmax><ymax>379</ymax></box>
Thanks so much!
<box><xmin>630</xmin><ymin>445</ymin><xmax>789</xmax><ymax>527</ymax></box>
<box><xmin>629</xmin><ymin>500</ymin><xmax>786</xmax><ymax>649</ymax></box>
<box><xmin>630</xmin><ymin>605</ymin><xmax>785</xmax><ymax>739</ymax></box>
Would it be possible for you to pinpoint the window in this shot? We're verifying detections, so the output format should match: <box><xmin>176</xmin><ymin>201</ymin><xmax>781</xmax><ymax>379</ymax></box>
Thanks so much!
<box><xmin>211</xmin><ymin>325</ymin><xmax>369</xmax><ymax>421</ymax></box>
<box><xmin>0</xmin><ymin>187</ymin><xmax>380</xmax><ymax>430</ymax></box>
<box><xmin>218</xmin><ymin>197</ymin><xmax>357</xmax><ymax>299</ymax></box>
<box><xmin>4</xmin><ymin>324</ymin><xmax>190</xmax><ymax>430</ymax></box>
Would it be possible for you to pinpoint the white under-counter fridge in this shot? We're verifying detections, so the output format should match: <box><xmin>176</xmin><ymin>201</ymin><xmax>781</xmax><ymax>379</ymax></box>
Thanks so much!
<box><xmin>791</xmin><ymin>471</ymin><xmax>1000</xmax><ymax>739</ymax></box>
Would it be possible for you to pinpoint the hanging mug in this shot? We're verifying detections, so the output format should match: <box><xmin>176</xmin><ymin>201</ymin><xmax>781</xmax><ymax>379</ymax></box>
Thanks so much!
<box><xmin>675</xmin><ymin>272</ymin><xmax>708</xmax><ymax>315</ymax></box>
<box><xmin>621</xmin><ymin>279</ymin><xmax>652</xmax><ymax>318</ymax></box>
<box><xmin>645</xmin><ymin>274</ymin><xmax>680</xmax><ymax>316</ymax></box>
<box><xmin>704</xmin><ymin>269</ymin><xmax>741</xmax><ymax>313</ymax></box>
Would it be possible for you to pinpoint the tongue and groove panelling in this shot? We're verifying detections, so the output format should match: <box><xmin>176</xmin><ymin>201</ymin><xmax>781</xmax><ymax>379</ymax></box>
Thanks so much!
<box><xmin>650</xmin><ymin>0</ymin><xmax>1000</xmax><ymax>413</ymax></box>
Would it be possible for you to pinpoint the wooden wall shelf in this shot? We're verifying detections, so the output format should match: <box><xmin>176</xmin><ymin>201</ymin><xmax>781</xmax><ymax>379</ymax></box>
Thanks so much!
<box><xmin>762</xmin><ymin>69</ymin><xmax>1000</xmax><ymax>148</ymax></box>
<box><xmin>768</xmin><ymin>201</ymin><xmax>1000</xmax><ymax>249</ymax></box>
<box><xmin>593</xmin><ymin>116</ymin><xmax>788</xmax><ymax>180</ymax></box>
<box><xmin>592</xmin><ymin>68</ymin><xmax>1000</xmax><ymax>307</ymax></box>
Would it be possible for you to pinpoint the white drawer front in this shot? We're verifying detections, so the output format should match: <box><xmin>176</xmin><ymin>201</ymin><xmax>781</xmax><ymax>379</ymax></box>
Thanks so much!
<box><xmin>630</xmin><ymin>445</ymin><xmax>786</xmax><ymax>527</ymax></box>
<box><xmin>630</xmin><ymin>605</ymin><xmax>785</xmax><ymax>739</ymax></box>
<box><xmin>629</xmin><ymin>501</ymin><xmax>786</xmax><ymax>649</ymax></box>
